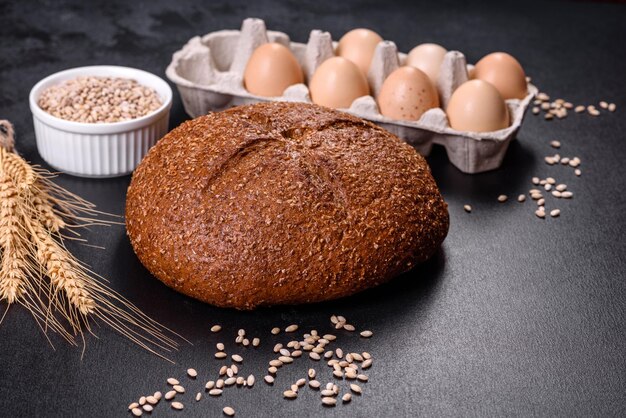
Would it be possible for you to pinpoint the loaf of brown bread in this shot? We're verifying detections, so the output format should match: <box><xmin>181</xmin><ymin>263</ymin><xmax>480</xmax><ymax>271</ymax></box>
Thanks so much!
<box><xmin>126</xmin><ymin>102</ymin><xmax>448</xmax><ymax>309</ymax></box>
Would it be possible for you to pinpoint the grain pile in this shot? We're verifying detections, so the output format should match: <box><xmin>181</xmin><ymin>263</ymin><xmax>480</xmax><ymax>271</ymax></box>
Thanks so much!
<box><xmin>38</xmin><ymin>76</ymin><xmax>162</xmax><ymax>123</ymax></box>
<box><xmin>502</xmin><ymin>138</ymin><xmax>579</xmax><ymax>219</ymax></box>
<box><xmin>467</xmin><ymin>159</ymin><xmax>577</xmax><ymax>219</ymax></box>
<box><xmin>531</xmin><ymin>91</ymin><xmax>616</xmax><ymax>120</ymax></box>
<box><xmin>127</xmin><ymin>315</ymin><xmax>374</xmax><ymax>416</ymax></box>
<box><xmin>0</xmin><ymin>120</ymin><xmax>178</xmax><ymax>358</ymax></box>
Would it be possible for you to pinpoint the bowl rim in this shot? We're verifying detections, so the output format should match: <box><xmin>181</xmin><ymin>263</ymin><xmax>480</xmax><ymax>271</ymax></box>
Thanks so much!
<box><xmin>29</xmin><ymin>65</ymin><xmax>173</xmax><ymax>135</ymax></box>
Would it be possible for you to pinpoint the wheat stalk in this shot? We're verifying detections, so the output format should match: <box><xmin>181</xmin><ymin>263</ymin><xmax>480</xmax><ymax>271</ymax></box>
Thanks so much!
<box><xmin>0</xmin><ymin>167</ymin><xmax>75</xmax><ymax>344</ymax></box>
<box><xmin>27</xmin><ymin>218</ymin><xmax>181</xmax><ymax>359</ymax></box>
<box><xmin>0</xmin><ymin>120</ymin><xmax>182</xmax><ymax>361</ymax></box>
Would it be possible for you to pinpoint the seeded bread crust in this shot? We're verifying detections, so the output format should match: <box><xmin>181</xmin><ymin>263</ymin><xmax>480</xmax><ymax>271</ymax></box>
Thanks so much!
<box><xmin>126</xmin><ymin>102</ymin><xmax>449</xmax><ymax>309</ymax></box>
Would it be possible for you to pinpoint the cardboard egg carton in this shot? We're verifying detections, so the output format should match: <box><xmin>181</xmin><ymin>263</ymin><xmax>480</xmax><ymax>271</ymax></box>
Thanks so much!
<box><xmin>166</xmin><ymin>18</ymin><xmax>537</xmax><ymax>173</ymax></box>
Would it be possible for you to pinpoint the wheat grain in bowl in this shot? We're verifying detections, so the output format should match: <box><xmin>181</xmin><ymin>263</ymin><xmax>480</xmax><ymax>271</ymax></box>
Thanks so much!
<box><xmin>37</xmin><ymin>76</ymin><xmax>162</xmax><ymax>123</ymax></box>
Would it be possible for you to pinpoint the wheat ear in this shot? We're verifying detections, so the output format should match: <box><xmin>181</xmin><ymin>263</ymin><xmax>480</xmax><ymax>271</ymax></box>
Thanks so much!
<box><xmin>1</xmin><ymin>148</ymin><xmax>36</xmax><ymax>190</ymax></box>
<box><xmin>30</xmin><ymin>220</ymin><xmax>96</xmax><ymax>317</ymax></box>
<box><xmin>0</xmin><ymin>173</ymin><xmax>27</xmax><ymax>303</ymax></box>
<box><xmin>1</xmin><ymin>147</ymin><xmax>108</xmax><ymax>233</ymax></box>
<box><xmin>31</xmin><ymin>191</ymin><xmax>66</xmax><ymax>233</ymax></box>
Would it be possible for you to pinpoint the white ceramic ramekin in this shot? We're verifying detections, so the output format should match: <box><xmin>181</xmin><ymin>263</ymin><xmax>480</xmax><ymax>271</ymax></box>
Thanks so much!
<box><xmin>29</xmin><ymin>66</ymin><xmax>172</xmax><ymax>178</ymax></box>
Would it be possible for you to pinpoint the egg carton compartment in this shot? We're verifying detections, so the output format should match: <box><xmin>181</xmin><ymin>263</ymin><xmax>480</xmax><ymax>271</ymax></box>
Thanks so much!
<box><xmin>166</xmin><ymin>18</ymin><xmax>537</xmax><ymax>174</ymax></box>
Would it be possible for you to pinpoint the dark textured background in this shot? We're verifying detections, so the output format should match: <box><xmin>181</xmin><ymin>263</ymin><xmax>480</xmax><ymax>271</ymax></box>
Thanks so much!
<box><xmin>1</xmin><ymin>0</ymin><xmax>625</xmax><ymax>417</ymax></box>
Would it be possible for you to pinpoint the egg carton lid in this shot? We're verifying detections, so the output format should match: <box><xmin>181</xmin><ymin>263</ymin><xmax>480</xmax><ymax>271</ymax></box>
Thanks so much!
<box><xmin>166</xmin><ymin>18</ymin><xmax>537</xmax><ymax>173</ymax></box>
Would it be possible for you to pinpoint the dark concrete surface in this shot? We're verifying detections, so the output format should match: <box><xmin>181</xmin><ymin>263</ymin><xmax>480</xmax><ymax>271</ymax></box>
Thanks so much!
<box><xmin>0</xmin><ymin>0</ymin><xmax>625</xmax><ymax>416</ymax></box>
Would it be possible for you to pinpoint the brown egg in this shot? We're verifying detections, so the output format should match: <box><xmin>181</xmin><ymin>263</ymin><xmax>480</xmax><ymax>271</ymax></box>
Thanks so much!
<box><xmin>244</xmin><ymin>43</ymin><xmax>304</xmax><ymax>97</ymax></box>
<box><xmin>377</xmin><ymin>66</ymin><xmax>439</xmax><ymax>121</ymax></box>
<box><xmin>406</xmin><ymin>43</ymin><xmax>447</xmax><ymax>86</ymax></box>
<box><xmin>446</xmin><ymin>80</ymin><xmax>509</xmax><ymax>132</ymax></box>
<box><xmin>472</xmin><ymin>52</ymin><xmax>527</xmax><ymax>100</ymax></box>
<box><xmin>309</xmin><ymin>57</ymin><xmax>369</xmax><ymax>109</ymax></box>
<box><xmin>336</xmin><ymin>28</ymin><xmax>383</xmax><ymax>77</ymax></box>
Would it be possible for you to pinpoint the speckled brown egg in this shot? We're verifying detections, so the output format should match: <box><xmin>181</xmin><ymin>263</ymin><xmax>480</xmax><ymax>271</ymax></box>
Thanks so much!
<box><xmin>377</xmin><ymin>66</ymin><xmax>439</xmax><ymax>121</ymax></box>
